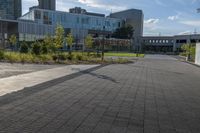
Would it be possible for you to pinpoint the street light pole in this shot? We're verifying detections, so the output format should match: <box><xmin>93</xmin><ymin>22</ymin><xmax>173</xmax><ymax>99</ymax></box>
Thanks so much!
<box><xmin>101</xmin><ymin>26</ymin><xmax>105</xmax><ymax>61</ymax></box>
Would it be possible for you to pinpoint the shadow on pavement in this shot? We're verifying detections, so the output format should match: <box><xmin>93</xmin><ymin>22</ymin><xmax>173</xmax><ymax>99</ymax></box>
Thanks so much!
<box><xmin>0</xmin><ymin>65</ymin><xmax>107</xmax><ymax>107</ymax></box>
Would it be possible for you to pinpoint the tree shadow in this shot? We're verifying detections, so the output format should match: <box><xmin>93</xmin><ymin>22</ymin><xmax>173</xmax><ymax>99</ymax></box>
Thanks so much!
<box><xmin>82</xmin><ymin>71</ymin><xmax>118</xmax><ymax>83</ymax></box>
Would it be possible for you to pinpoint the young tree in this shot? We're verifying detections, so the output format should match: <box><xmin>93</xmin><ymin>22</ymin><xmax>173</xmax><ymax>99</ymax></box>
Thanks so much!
<box><xmin>66</xmin><ymin>33</ymin><xmax>74</xmax><ymax>56</ymax></box>
<box><xmin>181</xmin><ymin>43</ymin><xmax>196</xmax><ymax>61</ymax></box>
<box><xmin>54</xmin><ymin>25</ymin><xmax>65</xmax><ymax>50</ymax></box>
<box><xmin>9</xmin><ymin>34</ymin><xmax>17</xmax><ymax>51</ymax></box>
<box><xmin>181</xmin><ymin>44</ymin><xmax>190</xmax><ymax>56</ymax></box>
<box><xmin>43</xmin><ymin>35</ymin><xmax>55</xmax><ymax>53</ymax></box>
<box><xmin>85</xmin><ymin>35</ymin><xmax>94</xmax><ymax>56</ymax></box>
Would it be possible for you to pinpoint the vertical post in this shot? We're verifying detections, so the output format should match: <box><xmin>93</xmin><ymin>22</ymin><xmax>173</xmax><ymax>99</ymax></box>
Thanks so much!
<box><xmin>101</xmin><ymin>26</ymin><xmax>105</xmax><ymax>61</ymax></box>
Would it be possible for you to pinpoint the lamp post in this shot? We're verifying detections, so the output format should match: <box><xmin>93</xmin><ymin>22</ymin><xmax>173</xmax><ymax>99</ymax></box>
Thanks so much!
<box><xmin>101</xmin><ymin>26</ymin><xmax>105</xmax><ymax>61</ymax></box>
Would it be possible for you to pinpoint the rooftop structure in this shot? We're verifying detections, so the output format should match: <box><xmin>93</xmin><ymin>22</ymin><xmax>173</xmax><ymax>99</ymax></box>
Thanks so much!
<box><xmin>69</xmin><ymin>7</ymin><xmax>105</xmax><ymax>17</ymax></box>
<box><xmin>38</xmin><ymin>0</ymin><xmax>56</xmax><ymax>10</ymax></box>
<box><xmin>0</xmin><ymin>0</ymin><xmax>22</xmax><ymax>20</ymax></box>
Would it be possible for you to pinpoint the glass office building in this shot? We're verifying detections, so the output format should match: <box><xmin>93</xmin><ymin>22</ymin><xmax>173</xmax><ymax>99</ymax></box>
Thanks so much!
<box><xmin>18</xmin><ymin>9</ymin><xmax>122</xmax><ymax>42</ymax></box>
<box><xmin>0</xmin><ymin>0</ymin><xmax>22</xmax><ymax>20</ymax></box>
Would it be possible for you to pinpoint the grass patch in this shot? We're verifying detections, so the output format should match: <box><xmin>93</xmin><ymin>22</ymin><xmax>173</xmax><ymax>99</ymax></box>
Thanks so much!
<box><xmin>105</xmin><ymin>52</ymin><xmax>144</xmax><ymax>57</ymax></box>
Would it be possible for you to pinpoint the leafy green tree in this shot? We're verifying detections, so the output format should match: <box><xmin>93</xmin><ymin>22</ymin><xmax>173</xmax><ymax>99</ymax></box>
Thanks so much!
<box><xmin>43</xmin><ymin>35</ymin><xmax>55</xmax><ymax>53</ymax></box>
<box><xmin>9</xmin><ymin>34</ymin><xmax>17</xmax><ymax>50</ymax></box>
<box><xmin>55</xmin><ymin>25</ymin><xmax>65</xmax><ymax>50</ymax></box>
<box><xmin>85</xmin><ymin>35</ymin><xmax>94</xmax><ymax>56</ymax></box>
<box><xmin>181</xmin><ymin>44</ymin><xmax>190</xmax><ymax>56</ymax></box>
<box><xmin>112</xmin><ymin>25</ymin><xmax>134</xmax><ymax>39</ymax></box>
<box><xmin>66</xmin><ymin>33</ymin><xmax>74</xmax><ymax>55</ymax></box>
<box><xmin>181</xmin><ymin>44</ymin><xmax>196</xmax><ymax>61</ymax></box>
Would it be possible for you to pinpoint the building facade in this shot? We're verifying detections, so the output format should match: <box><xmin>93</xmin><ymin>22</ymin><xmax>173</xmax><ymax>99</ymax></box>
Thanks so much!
<box><xmin>142</xmin><ymin>34</ymin><xmax>200</xmax><ymax>53</ymax></box>
<box><xmin>38</xmin><ymin>0</ymin><xmax>56</xmax><ymax>10</ymax></box>
<box><xmin>110</xmin><ymin>9</ymin><xmax>144</xmax><ymax>51</ymax></box>
<box><xmin>17</xmin><ymin>8</ymin><xmax>122</xmax><ymax>49</ymax></box>
<box><xmin>142</xmin><ymin>36</ymin><xmax>174</xmax><ymax>53</ymax></box>
<box><xmin>0</xmin><ymin>0</ymin><xmax>22</xmax><ymax>20</ymax></box>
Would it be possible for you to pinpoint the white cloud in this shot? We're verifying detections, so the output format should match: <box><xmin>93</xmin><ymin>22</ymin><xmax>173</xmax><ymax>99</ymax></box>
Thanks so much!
<box><xmin>77</xmin><ymin>0</ymin><xmax>126</xmax><ymax>11</ymax></box>
<box><xmin>144</xmin><ymin>18</ymin><xmax>159</xmax><ymax>24</ymax></box>
<box><xmin>180</xmin><ymin>20</ymin><xmax>200</xmax><ymax>26</ymax></box>
<box><xmin>154</xmin><ymin>0</ymin><xmax>166</xmax><ymax>6</ymax></box>
<box><xmin>168</xmin><ymin>15</ymin><xmax>179</xmax><ymax>21</ymax></box>
<box><xmin>178</xmin><ymin>31</ymin><xmax>191</xmax><ymax>35</ymax></box>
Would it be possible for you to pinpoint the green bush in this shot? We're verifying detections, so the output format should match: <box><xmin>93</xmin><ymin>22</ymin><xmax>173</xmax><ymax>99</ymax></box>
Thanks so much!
<box><xmin>41</xmin><ymin>43</ymin><xmax>48</xmax><ymax>54</ymax></box>
<box><xmin>67</xmin><ymin>54</ymin><xmax>74</xmax><ymax>60</ymax></box>
<box><xmin>32</xmin><ymin>42</ymin><xmax>41</xmax><ymax>55</ymax></box>
<box><xmin>38</xmin><ymin>54</ymin><xmax>53</xmax><ymax>63</ymax></box>
<box><xmin>52</xmin><ymin>54</ymin><xmax>58</xmax><ymax>62</ymax></box>
<box><xmin>76</xmin><ymin>54</ymin><xmax>84</xmax><ymax>61</ymax></box>
<box><xmin>0</xmin><ymin>50</ymin><xmax>4</xmax><ymax>60</ymax></box>
<box><xmin>20</xmin><ymin>42</ymin><xmax>29</xmax><ymax>53</ymax></box>
<box><xmin>4</xmin><ymin>52</ymin><xmax>21</xmax><ymax>62</ymax></box>
<box><xmin>58</xmin><ymin>53</ymin><xmax>67</xmax><ymax>61</ymax></box>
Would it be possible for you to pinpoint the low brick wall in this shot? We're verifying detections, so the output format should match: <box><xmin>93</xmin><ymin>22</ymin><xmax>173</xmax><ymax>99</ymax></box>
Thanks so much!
<box><xmin>195</xmin><ymin>43</ymin><xmax>200</xmax><ymax>65</ymax></box>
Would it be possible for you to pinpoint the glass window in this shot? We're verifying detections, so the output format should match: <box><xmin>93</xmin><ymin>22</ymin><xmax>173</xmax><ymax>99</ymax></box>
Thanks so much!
<box><xmin>34</xmin><ymin>10</ymin><xmax>41</xmax><ymax>19</ymax></box>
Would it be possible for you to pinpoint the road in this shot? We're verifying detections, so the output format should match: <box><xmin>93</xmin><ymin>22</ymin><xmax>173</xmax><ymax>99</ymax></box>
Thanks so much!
<box><xmin>0</xmin><ymin>55</ymin><xmax>200</xmax><ymax>133</ymax></box>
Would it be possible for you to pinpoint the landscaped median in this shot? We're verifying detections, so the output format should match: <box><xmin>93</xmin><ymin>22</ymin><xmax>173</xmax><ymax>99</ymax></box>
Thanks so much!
<box><xmin>0</xmin><ymin>51</ymin><xmax>135</xmax><ymax>65</ymax></box>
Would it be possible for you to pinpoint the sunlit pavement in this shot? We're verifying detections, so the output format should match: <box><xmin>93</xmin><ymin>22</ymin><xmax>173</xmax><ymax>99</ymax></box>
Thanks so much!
<box><xmin>0</xmin><ymin>55</ymin><xmax>200</xmax><ymax>133</ymax></box>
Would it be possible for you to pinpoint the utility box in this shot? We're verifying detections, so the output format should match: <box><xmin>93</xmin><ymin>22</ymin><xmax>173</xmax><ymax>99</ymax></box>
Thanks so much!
<box><xmin>195</xmin><ymin>43</ymin><xmax>200</xmax><ymax>65</ymax></box>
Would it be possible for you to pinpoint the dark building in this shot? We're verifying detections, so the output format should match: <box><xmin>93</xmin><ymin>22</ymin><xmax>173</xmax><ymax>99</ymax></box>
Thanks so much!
<box><xmin>0</xmin><ymin>0</ymin><xmax>22</xmax><ymax>20</ymax></box>
<box><xmin>38</xmin><ymin>0</ymin><xmax>56</xmax><ymax>10</ymax></box>
<box><xmin>110</xmin><ymin>9</ymin><xmax>144</xmax><ymax>51</ymax></box>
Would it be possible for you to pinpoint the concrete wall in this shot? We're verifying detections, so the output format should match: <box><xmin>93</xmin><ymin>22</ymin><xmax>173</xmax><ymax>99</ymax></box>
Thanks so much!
<box><xmin>195</xmin><ymin>43</ymin><xmax>200</xmax><ymax>65</ymax></box>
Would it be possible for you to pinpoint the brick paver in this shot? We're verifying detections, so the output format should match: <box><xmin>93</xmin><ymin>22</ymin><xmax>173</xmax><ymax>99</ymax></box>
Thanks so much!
<box><xmin>0</xmin><ymin>55</ymin><xmax>200</xmax><ymax>133</ymax></box>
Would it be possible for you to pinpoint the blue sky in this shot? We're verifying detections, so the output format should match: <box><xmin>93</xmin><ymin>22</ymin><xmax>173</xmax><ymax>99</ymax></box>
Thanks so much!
<box><xmin>22</xmin><ymin>0</ymin><xmax>200</xmax><ymax>36</ymax></box>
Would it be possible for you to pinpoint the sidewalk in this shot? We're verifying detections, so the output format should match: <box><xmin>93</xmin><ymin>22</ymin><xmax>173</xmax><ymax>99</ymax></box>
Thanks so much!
<box><xmin>0</xmin><ymin>65</ymin><xmax>99</xmax><ymax>96</ymax></box>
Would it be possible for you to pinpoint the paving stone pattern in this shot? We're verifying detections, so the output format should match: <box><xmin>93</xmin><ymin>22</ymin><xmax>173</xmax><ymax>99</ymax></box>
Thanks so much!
<box><xmin>0</xmin><ymin>56</ymin><xmax>200</xmax><ymax>133</ymax></box>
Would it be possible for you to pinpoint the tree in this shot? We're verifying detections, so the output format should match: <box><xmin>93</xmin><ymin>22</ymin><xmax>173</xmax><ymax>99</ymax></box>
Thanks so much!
<box><xmin>181</xmin><ymin>43</ymin><xmax>196</xmax><ymax>61</ymax></box>
<box><xmin>54</xmin><ymin>25</ymin><xmax>65</xmax><ymax>50</ymax></box>
<box><xmin>112</xmin><ymin>25</ymin><xmax>134</xmax><ymax>39</ymax></box>
<box><xmin>9</xmin><ymin>34</ymin><xmax>17</xmax><ymax>51</ymax></box>
<box><xmin>181</xmin><ymin>44</ymin><xmax>190</xmax><ymax>56</ymax></box>
<box><xmin>43</xmin><ymin>35</ymin><xmax>55</xmax><ymax>53</ymax></box>
<box><xmin>66</xmin><ymin>33</ymin><xmax>74</xmax><ymax>55</ymax></box>
<box><xmin>85</xmin><ymin>35</ymin><xmax>94</xmax><ymax>56</ymax></box>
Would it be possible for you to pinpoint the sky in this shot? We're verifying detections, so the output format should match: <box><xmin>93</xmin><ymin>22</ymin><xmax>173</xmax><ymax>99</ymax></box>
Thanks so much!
<box><xmin>22</xmin><ymin>0</ymin><xmax>200</xmax><ymax>36</ymax></box>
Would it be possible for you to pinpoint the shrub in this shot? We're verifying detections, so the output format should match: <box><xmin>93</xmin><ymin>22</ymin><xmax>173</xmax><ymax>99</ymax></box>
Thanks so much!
<box><xmin>67</xmin><ymin>54</ymin><xmax>74</xmax><ymax>60</ymax></box>
<box><xmin>32</xmin><ymin>42</ymin><xmax>41</xmax><ymax>55</ymax></box>
<box><xmin>52</xmin><ymin>54</ymin><xmax>58</xmax><ymax>62</ymax></box>
<box><xmin>0</xmin><ymin>50</ymin><xmax>4</xmax><ymax>60</ymax></box>
<box><xmin>58</xmin><ymin>53</ymin><xmax>67</xmax><ymax>61</ymax></box>
<box><xmin>20</xmin><ymin>42</ymin><xmax>29</xmax><ymax>53</ymax></box>
<box><xmin>4</xmin><ymin>52</ymin><xmax>21</xmax><ymax>63</ymax></box>
<box><xmin>38</xmin><ymin>54</ymin><xmax>53</xmax><ymax>63</ymax></box>
<box><xmin>41</xmin><ymin>43</ymin><xmax>48</xmax><ymax>54</ymax></box>
<box><xmin>76</xmin><ymin>54</ymin><xmax>83</xmax><ymax>61</ymax></box>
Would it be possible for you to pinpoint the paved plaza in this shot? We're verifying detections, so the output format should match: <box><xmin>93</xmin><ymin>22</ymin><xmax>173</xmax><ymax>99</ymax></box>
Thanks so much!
<box><xmin>0</xmin><ymin>55</ymin><xmax>200</xmax><ymax>133</ymax></box>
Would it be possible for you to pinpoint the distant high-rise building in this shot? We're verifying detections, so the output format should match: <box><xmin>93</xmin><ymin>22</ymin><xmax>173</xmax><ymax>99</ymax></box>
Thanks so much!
<box><xmin>0</xmin><ymin>0</ymin><xmax>22</xmax><ymax>20</ymax></box>
<box><xmin>38</xmin><ymin>0</ymin><xmax>56</xmax><ymax>10</ymax></box>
